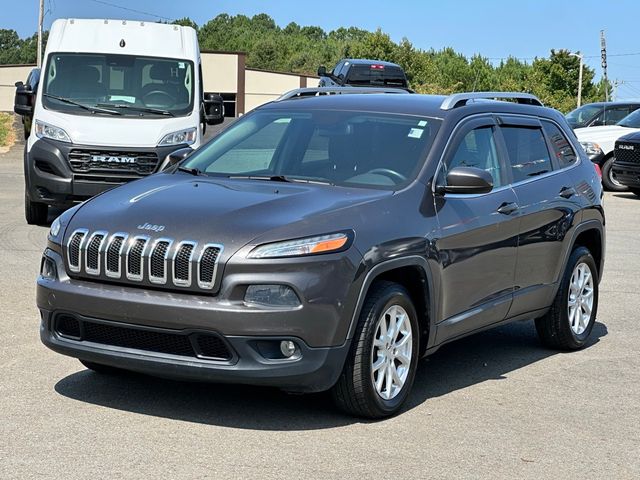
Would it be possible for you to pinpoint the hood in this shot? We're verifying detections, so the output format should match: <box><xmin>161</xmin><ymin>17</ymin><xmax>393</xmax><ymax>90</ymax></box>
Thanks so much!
<box><xmin>34</xmin><ymin>107</ymin><xmax>197</xmax><ymax>148</ymax></box>
<box><xmin>66</xmin><ymin>173</ymin><xmax>392</xmax><ymax>256</ymax></box>
<box><xmin>617</xmin><ymin>130</ymin><xmax>640</xmax><ymax>143</ymax></box>
<box><xmin>574</xmin><ymin>125</ymin><xmax>637</xmax><ymax>142</ymax></box>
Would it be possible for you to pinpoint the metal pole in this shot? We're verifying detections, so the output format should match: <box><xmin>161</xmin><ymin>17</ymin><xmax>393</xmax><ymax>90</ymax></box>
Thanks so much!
<box><xmin>601</xmin><ymin>30</ymin><xmax>608</xmax><ymax>102</ymax></box>
<box><xmin>577</xmin><ymin>55</ymin><xmax>583</xmax><ymax>107</ymax></box>
<box><xmin>37</xmin><ymin>0</ymin><xmax>44</xmax><ymax>67</ymax></box>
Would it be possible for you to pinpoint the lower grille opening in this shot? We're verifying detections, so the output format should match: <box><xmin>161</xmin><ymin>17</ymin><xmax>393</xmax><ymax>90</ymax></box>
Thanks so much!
<box><xmin>53</xmin><ymin>315</ymin><xmax>233</xmax><ymax>361</ymax></box>
<box><xmin>55</xmin><ymin>314</ymin><xmax>81</xmax><ymax>339</ymax></box>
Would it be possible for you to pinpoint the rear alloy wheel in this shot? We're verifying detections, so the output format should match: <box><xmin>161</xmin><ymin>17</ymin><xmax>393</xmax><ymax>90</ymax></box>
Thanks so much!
<box><xmin>331</xmin><ymin>281</ymin><xmax>419</xmax><ymax>418</ymax></box>
<box><xmin>535</xmin><ymin>246</ymin><xmax>598</xmax><ymax>350</ymax></box>
<box><xmin>601</xmin><ymin>156</ymin><xmax>627</xmax><ymax>191</ymax></box>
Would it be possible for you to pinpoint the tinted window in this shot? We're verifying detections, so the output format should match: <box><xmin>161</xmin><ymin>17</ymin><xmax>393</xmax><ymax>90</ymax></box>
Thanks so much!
<box><xmin>603</xmin><ymin>107</ymin><xmax>631</xmax><ymax>125</ymax></box>
<box><xmin>541</xmin><ymin>121</ymin><xmax>577</xmax><ymax>168</ymax></box>
<box><xmin>345</xmin><ymin>65</ymin><xmax>407</xmax><ymax>87</ymax></box>
<box><xmin>185</xmin><ymin>110</ymin><xmax>440</xmax><ymax>189</ymax></box>
<box><xmin>501</xmin><ymin>126</ymin><xmax>552</xmax><ymax>183</ymax></box>
<box><xmin>444</xmin><ymin>126</ymin><xmax>503</xmax><ymax>187</ymax></box>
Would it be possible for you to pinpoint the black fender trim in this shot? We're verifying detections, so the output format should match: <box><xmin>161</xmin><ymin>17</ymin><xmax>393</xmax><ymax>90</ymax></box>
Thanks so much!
<box><xmin>346</xmin><ymin>255</ymin><xmax>438</xmax><ymax>352</ymax></box>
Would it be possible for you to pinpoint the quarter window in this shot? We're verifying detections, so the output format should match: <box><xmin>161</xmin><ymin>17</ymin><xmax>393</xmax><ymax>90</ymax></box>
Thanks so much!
<box><xmin>541</xmin><ymin>121</ymin><xmax>577</xmax><ymax>168</ymax></box>
<box><xmin>444</xmin><ymin>126</ymin><xmax>503</xmax><ymax>188</ymax></box>
<box><xmin>501</xmin><ymin>126</ymin><xmax>552</xmax><ymax>183</ymax></box>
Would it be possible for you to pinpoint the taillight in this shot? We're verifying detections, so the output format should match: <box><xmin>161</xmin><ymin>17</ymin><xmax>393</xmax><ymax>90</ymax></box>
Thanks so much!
<box><xmin>594</xmin><ymin>163</ymin><xmax>602</xmax><ymax>178</ymax></box>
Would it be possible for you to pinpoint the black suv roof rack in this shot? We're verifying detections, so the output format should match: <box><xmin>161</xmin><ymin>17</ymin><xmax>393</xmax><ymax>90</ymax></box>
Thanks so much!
<box><xmin>440</xmin><ymin>92</ymin><xmax>543</xmax><ymax>110</ymax></box>
<box><xmin>277</xmin><ymin>87</ymin><xmax>411</xmax><ymax>101</ymax></box>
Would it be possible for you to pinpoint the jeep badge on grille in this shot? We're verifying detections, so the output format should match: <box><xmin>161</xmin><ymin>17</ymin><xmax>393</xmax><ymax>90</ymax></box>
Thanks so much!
<box><xmin>137</xmin><ymin>223</ymin><xmax>165</xmax><ymax>232</ymax></box>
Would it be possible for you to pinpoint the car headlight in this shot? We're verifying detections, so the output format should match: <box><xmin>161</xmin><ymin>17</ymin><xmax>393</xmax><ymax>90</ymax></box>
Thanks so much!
<box><xmin>158</xmin><ymin>128</ymin><xmax>197</xmax><ymax>146</ymax></box>
<box><xmin>40</xmin><ymin>251</ymin><xmax>58</xmax><ymax>280</ymax></box>
<box><xmin>49</xmin><ymin>216</ymin><xmax>61</xmax><ymax>238</ymax></box>
<box><xmin>248</xmin><ymin>232</ymin><xmax>351</xmax><ymax>259</ymax></box>
<box><xmin>35</xmin><ymin>120</ymin><xmax>71</xmax><ymax>143</ymax></box>
<box><xmin>48</xmin><ymin>204</ymin><xmax>81</xmax><ymax>244</ymax></box>
<box><xmin>580</xmin><ymin>141</ymin><xmax>603</xmax><ymax>159</ymax></box>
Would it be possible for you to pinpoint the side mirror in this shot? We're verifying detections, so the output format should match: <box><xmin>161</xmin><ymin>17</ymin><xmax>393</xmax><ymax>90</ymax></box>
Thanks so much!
<box><xmin>436</xmin><ymin>166</ymin><xmax>493</xmax><ymax>195</ymax></box>
<box><xmin>317</xmin><ymin>66</ymin><xmax>327</xmax><ymax>76</ymax></box>
<box><xmin>14</xmin><ymin>81</ymin><xmax>34</xmax><ymax>117</ymax></box>
<box><xmin>203</xmin><ymin>93</ymin><xmax>224</xmax><ymax>125</ymax></box>
<box><xmin>161</xmin><ymin>147</ymin><xmax>194</xmax><ymax>171</ymax></box>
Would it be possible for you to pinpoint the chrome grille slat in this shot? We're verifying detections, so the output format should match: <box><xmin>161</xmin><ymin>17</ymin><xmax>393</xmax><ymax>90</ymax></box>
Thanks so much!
<box><xmin>66</xmin><ymin>229</ymin><xmax>221</xmax><ymax>292</ymax></box>
<box><xmin>84</xmin><ymin>231</ymin><xmax>107</xmax><ymax>275</ymax></box>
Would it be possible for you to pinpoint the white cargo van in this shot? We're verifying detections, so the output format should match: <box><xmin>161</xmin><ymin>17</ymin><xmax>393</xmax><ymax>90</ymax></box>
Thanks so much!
<box><xmin>14</xmin><ymin>18</ymin><xmax>223</xmax><ymax>224</ymax></box>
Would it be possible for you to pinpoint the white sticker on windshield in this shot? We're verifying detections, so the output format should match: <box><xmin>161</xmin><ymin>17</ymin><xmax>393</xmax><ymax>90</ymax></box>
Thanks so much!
<box><xmin>408</xmin><ymin>128</ymin><xmax>424</xmax><ymax>139</ymax></box>
<box><xmin>178</xmin><ymin>62</ymin><xmax>185</xmax><ymax>69</ymax></box>
<box><xmin>418</xmin><ymin>120</ymin><xmax>428</xmax><ymax>127</ymax></box>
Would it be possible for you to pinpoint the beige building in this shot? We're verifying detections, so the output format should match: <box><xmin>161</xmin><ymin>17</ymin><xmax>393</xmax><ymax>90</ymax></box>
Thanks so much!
<box><xmin>0</xmin><ymin>50</ymin><xmax>319</xmax><ymax>114</ymax></box>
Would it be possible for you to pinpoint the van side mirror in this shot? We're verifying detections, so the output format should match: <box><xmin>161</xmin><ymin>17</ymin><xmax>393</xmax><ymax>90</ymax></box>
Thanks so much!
<box><xmin>14</xmin><ymin>81</ymin><xmax>34</xmax><ymax>117</ymax></box>
<box><xmin>436</xmin><ymin>166</ymin><xmax>493</xmax><ymax>195</ymax></box>
<box><xmin>161</xmin><ymin>147</ymin><xmax>194</xmax><ymax>171</ymax></box>
<box><xmin>203</xmin><ymin>93</ymin><xmax>224</xmax><ymax>125</ymax></box>
<box><xmin>317</xmin><ymin>66</ymin><xmax>327</xmax><ymax>76</ymax></box>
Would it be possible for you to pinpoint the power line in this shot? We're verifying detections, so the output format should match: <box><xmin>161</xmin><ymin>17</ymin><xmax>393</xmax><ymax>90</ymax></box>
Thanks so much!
<box><xmin>87</xmin><ymin>0</ymin><xmax>171</xmax><ymax>22</ymax></box>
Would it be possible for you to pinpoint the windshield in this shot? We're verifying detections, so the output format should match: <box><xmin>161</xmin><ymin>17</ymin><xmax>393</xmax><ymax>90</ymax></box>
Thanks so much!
<box><xmin>565</xmin><ymin>104</ymin><xmax>601</xmax><ymax>127</ymax></box>
<box><xmin>42</xmin><ymin>53</ymin><xmax>194</xmax><ymax>117</ymax></box>
<box><xmin>617</xmin><ymin>109</ymin><xmax>640</xmax><ymax>128</ymax></box>
<box><xmin>182</xmin><ymin>109</ymin><xmax>440</xmax><ymax>189</ymax></box>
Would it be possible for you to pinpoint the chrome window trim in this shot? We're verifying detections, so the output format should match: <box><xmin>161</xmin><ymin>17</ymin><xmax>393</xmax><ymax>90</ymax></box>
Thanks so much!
<box><xmin>148</xmin><ymin>238</ymin><xmax>173</xmax><ymax>285</ymax></box>
<box><xmin>197</xmin><ymin>243</ymin><xmax>224</xmax><ymax>290</ymax></box>
<box><xmin>66</xmin><ymin>228</ymin><xmax>88</xmax><ymax>273</ymax></box>
<box><xmin>125</xmin><ymin>235</ymin><xmax>150</xmax><ymax>282</ymax></box>
<box><xmin>172</xmin><ymin>240</ymin><xmax>197</xmax><ymax>287</ymax></box>
<box><xmin>104</xmin><ymin>232</ymin><xmax>128</xmax><ymax>279</ymax></box>
<box><xmin>432</xmin><ymin>113</ymin><xmax>582</xmax><ymax>197</ymax></box>
<box><xmin>84</xmin><ymin>230</ymin><xmax>108</xmax><ymax>276</ymax></box>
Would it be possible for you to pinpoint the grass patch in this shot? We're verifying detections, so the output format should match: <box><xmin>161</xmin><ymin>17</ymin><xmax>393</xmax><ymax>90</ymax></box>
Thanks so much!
<box><xmin>0</xmin><ymin>113</ymin><xmax>16</xmax><ymax>150</ymax></box>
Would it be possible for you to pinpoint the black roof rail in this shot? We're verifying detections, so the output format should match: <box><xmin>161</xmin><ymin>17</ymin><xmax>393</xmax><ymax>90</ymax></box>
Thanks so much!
<box><xmin>277</xmin><ymin>87</ymin><xmax>411</xmax><ymax>101</ymax></box>
<box><xmin>440</xmin><ymin>92</ymin><xmax>544</xmax><ymax>110</ymax></box>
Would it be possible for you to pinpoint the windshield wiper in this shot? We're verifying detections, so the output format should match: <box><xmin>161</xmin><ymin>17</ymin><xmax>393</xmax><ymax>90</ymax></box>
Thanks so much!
<box><xmin>43</xmin><ymin>94</ymin><xmax>121</xmax><ymax>115</ymax></box>
<box><xmin>96</xmin><ymin>103</ymin><xmax>174</xmax><ymax>117</ymax></box>
<box><xmin>227</xmin><ymin>174</ymin><xmax>333</xmax><ymax>185</ymax></box>
<box><xmin>176</xmin><ymin>166</ymin><xmax>205</xmax><ymax>176</ymax></box>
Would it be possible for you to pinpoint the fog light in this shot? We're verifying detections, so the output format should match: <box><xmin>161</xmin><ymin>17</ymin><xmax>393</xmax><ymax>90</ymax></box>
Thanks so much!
<box><xmin>280</xmin><ymin>340</ymin><xmax>297</xmax><ymax>358</ymax></box>
<box><xmin>40</xmin><ymin>254</ymin><xmax>57</xmax><ymax>280</ymax></box>
<box><xmin>244</xmin><ymin>284</ymin><xmax>301</xmax><ymax>307</ymax></box>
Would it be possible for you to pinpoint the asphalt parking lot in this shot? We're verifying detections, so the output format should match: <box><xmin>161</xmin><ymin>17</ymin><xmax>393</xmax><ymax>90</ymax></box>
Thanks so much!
<box><xmin>1</xmin><ymin>126</ymin><xmax>639</xmax><ymax>479</ymax></box>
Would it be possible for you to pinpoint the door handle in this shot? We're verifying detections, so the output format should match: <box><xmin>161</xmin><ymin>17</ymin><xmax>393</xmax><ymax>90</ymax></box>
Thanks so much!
<box><xmin>497</xmin><ymin>202</ymin><xmax>519</xmax><ymax>215</ymax></box>
<box><xmin>559</xmin><ymin>186</ymin><xmax>576</xmax><ymax>198</ymax></box>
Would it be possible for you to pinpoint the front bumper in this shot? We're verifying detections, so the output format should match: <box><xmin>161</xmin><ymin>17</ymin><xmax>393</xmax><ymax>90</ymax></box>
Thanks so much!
<box><xmin>26</xmin><ymin>138</ymin><xmax>187</xmax><ymax>206</ymax></box>
<box><xmin>612</xmin><ymin>162</ymin><xmax>640</xmax><ymax>188</ymax></box>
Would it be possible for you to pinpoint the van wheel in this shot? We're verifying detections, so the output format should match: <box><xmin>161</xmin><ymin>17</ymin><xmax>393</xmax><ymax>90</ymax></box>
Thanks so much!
<box><xmin>24</xmin><ymin>192</ymin><xmax>48</xmax><ymax>225</ymax></box>
<box><xmin>535</xmin><ymin>246</ymin><xmax>598</xmax><ymax>350</ymax></box>
<box><xmin>601</xmin><ymin>156</ymin><xmax>627</xmax><ymax>191</ymax></box>
<box><xmin>331</xmin><ymin>281</ymin><xmax>419</xmax><ymax>418</ymax></box>
<box><xmin>80</xmin><ymin>360</ymin><xmax>122</xmax><ymax>375</ymax></box>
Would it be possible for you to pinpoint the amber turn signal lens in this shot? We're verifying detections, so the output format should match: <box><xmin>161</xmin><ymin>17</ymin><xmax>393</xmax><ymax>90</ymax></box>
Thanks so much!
<box><xmin>309</xmin><ymin>236</ymin><xmax>348</xmax><ymax>253</ymax></box>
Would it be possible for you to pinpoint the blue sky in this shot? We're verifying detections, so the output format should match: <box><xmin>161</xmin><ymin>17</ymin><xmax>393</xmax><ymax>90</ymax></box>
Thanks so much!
<box><xmin>5</xmin><ymin>0</ymin><xmax>640</xmax><ymax>100</ymax></box>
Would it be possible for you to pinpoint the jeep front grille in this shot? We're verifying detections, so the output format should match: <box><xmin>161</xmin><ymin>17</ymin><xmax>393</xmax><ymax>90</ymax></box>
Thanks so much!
<box><xmin>66</xmin><ymin>228</ymin><xmax>223</xmax><ymax>292</ymax></box>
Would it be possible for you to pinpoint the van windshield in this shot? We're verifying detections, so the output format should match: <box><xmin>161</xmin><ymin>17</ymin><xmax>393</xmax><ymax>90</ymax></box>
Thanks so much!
<box><xmin>182</xmin><ymin>109</ymin><xmax>440</xmax><ymax>190</ymax></box>
<box><xmin>42</xmin><ymin>53</ymin><xmax>195</xmax><ymax>117</ymax></box>
<box><xmin>617</xmin><ymin>109</ymin><xmax>640</xmax><ymax>128</ymax></box>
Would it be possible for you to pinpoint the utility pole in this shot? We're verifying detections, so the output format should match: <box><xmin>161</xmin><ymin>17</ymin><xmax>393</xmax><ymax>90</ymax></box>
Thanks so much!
<box><xmin>570</xmin><ymin>52</ymin><xmax>584</xmax><ymax>107</ymax></box>
<box><xmin>37</xmin><ymin>0</ymin><xmax>44</xmax><ymax>67</ymax></box>
<box><xmin>601</xmin><ymin>30</ymin><xmax>608</xmax><ymax>102</ymax></box>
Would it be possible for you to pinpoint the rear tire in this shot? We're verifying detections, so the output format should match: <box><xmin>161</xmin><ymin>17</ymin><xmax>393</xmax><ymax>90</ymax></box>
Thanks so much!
<box><xmin>535</xmin><ymin>246</ymin><xmax>598</xmax><ymax>350</ymax></box>
<box><xmin>24</xmin><ymin>192</ymin><xmax>48</xmax><ymax>225</ymax></box>
<box><xmin>331</xmin><ymin>281</ymin><xmax>420</xmax><ymax>418</ymax></box>
<box><xmin>80</xmin><ymin>360</ymin><xmax>123</xmax><ymax>375</ymax></box>
<box><xmin>601</xmin><ymin>156</ymin><xmax>627</xmax><ymax>191</ymax></box>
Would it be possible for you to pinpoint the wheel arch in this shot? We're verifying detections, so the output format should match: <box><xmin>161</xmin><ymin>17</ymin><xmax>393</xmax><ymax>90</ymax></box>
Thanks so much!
<box><xmin>558</xmin><ymin>221</ymin><xmax>604</xmax><ymax>286</ymax></box>
<box><xmin>347</xmin><ymin>256</ymin><xmax>436</xmax><ymax>356</ymax></box>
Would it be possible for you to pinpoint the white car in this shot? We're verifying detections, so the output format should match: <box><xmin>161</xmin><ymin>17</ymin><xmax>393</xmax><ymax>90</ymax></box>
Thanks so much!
<box><xmin>574</xmin><ymin>109</ymin><xmax>640</xmax><ymax>190</ymax></box>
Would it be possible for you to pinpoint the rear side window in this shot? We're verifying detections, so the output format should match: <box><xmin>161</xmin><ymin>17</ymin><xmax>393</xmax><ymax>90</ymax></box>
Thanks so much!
<box><xmin>541</xmin><ymin>121</ymin><xmax>577</xmax><ymax>168</ymax></box>
<box><xmin>501</xmin><ymin>126</ymin><xmax>552</xmax><ymax>183</ymax></box>
<box><xmin>444</xmin><ymin>126</ymin><xmax>504</xmax><ymax>188</ymax></box>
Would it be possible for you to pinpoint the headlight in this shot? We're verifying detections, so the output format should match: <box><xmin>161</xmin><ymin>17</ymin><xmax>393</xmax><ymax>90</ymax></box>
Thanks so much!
<box><xmin>35</xmin><ymin>120</ymin><xmax>71</xmax><ymax>143</ymax></box>
<box><xmin>40</xmin><ymin>251</ymin><xmax>58</xmax><ymax>280</ymax></box>
<box><xmin>158</xmin><ymin>128</ymin><xmax>197</xmax><ymax>146</ymax></box>
<box><xmin>49</xmin><ymin>216</ymin><xmax>61</xmax><ymax>238</ymax></box>
<box><xmin>580</xmin><ymin>141</ymin><xmax>603</xmax><ymax>159</ymax></box>
<box><xmin>248</xmin><ymin>232</ymin><xmax>350</xmax><ymax>259</ymax></box>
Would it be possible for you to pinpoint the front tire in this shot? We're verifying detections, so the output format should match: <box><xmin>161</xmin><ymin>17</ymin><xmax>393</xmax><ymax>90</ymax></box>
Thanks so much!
<box><xmin>601</xmin><ymin>156</ymin><xmax>627</xmax><ymax>191</ymax></box>
<box><xmin>24</xmin><ymin>192</ymin><xmax>48</xmax><ymax>225</ymax></box>
<box><xmin>535</xmin><ymin>246</ymin><xmax>599</xmax><ymax>350</ymax></box>
<box><xmin>331</xmin><ymin>281</ymin><xmax>420</xmax><ymax>418</ymax></box>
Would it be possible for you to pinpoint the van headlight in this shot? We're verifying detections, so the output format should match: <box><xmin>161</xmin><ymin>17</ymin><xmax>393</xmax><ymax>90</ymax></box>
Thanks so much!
<box><xmin>35</xmin><ymin>120</ymin><xmax>71</xmax><ymax>143</ymax></box>
<box><xmin>580</xmin><ymin>141</ymin><xmax>603</xmax><ymax>160</ymax></box>
<box><xmin>158</xmin><ymin>128</ymin><xmax>197</xmax><ymax>146</ymax></box>
<box><xmin>248</xmin><ymin>232</ymin><xmax>351</xmax><ymax>259</ymax></box>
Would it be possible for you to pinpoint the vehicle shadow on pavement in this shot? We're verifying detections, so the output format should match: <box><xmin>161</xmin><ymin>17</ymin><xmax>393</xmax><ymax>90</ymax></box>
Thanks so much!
<box><xmin>612</xmin><ymin>193</ymin><xmax>640</xmax><ymax>200</ymax></box>
<box><xmin>54</xmin><ymin>320</ymin><xmax>607</xmax><ymax>429</ymax></box>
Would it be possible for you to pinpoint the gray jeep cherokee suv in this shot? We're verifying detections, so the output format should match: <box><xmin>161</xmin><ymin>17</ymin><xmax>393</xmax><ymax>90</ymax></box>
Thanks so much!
<box><xmin>38</xmin><ymin>89</ymin><xmax>605</xmax><ymax>418</ymax></box>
